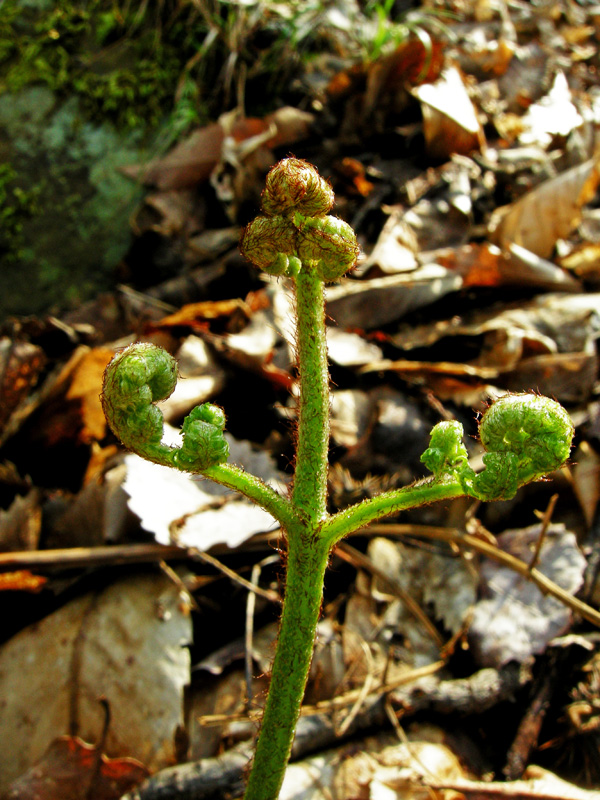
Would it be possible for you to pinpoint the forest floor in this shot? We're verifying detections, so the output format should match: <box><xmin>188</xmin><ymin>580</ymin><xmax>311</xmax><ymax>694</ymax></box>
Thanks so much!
<box><xmin>2</xmin><ymin>1</ymin><xmax>600</xmax><ymax>798</ymax></box>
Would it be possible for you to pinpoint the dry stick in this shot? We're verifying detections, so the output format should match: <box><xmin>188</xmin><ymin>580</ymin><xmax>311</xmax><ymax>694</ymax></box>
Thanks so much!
<box><xmin>0</xmin><ymin>543</ymin><xmax>188</xmax><ymax>571</ymax></box>
<box><xmin>335</xmin><ymin>541</ymin><xmax>444</xmax><ymax>648</ymax></box>
<box><xmin>193</xmin><ymin>549</ymin><xmax>280</xmax><ymax>605</ymax></box>
<box><xmin>528</xmin><ymin>493</ymin><xmax>558</xmax><ymax>572</ymax></box>
<box><xmin>417</xmin><ymin>777</ymin><xmax>600</xmax><ymax>800</ymax></box>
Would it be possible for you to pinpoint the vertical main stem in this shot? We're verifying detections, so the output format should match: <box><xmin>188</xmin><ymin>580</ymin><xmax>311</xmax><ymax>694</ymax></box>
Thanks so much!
<box><xmin>243</xmin><ymin>266</ymin><xmax>333</xmax><ymax>800</ymax></box>
<box><xmin>292</xmin><ymin>267</ymin><xmax>330</xmax><ymax>525</ymax></box>
<box><xmin>243</xmin><ymin>529</ymin><xmax>330</xmax><ymax>800</ymax></box>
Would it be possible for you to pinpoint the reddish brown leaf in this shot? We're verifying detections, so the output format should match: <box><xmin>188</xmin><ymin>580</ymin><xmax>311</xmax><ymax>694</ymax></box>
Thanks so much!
<box><xmin>0</xmin><ymin>570</ymin><xmax>47</xmax><ymax>592</ymax></box>
<box><xmin>5</xmin><ymin>735</ymin><xmax>149</xmax><ymax>800</ymax></box>
<box><xmin>0</xmin><ymin>339</ymin><xmax>45</xmax><ymax>437</ymax></box>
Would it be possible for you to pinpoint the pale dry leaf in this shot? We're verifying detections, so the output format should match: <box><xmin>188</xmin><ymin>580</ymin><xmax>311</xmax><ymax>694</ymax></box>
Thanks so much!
<box><xmin>413</xmin><ymin>66</ymin><xmax>485</xmax><ymax>159</ymax></box>
<box><xmin>279</xmin><ymin>731</ymin><xmax>468</xmax><ymax>800</ymax></box>
<box><xmin>519</xmin><ymin>71</ymin><xmax>584</xmax><ymax>148</ymax></box>
<box><xmin>123</xmin><ymin>431</ymin><xmax>286</xmax><ymax>548</ymax></box>
<box><xmin>122</xmin><ymin>123</ymin><xmax>225</xmax><ymax>190</ymax></box>
<box><xmin>427</xmin><ymin>765</ymin><xmax>600</xmax><ymax>800</ymax></box>
<box><xmin>0</xmin><ymin>488</ymin><xmax>42</xmax><ymax>552</ymax></box>
<box><xmin>326</xmin><ymin>328</ymin><xmax>383</xmax><ymax>367</ymax></box>
<box><xmin>489</xmin><ymin>156</ymin><xmax>600</xmax><ymax>258</ymax></box>
<box><xmin>469</xmin><ymin>523</ymin><xmax>587</xmax><ymax>668</ymax></box>
<box><xmin>0</xmin><ymin>572</ymin><xmax>192</xmax><ymax>792</ymax></box>
<box><xmin>571</xmin><ymin>441</ymin><xmax>600</xmax><ymax>528</ymax></box>
<box><xmin>326</xmin><ymin>267</ymin><xmax>463</xmax><ymax>329</ymax></box>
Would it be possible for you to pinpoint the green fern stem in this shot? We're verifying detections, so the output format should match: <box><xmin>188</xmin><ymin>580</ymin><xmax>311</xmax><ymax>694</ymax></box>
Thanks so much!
<box><xmin>243</xmin><ymin>524</ymin><xmax>330</xmax><ymax>800</ymax></box>
<box><xmin>291</xmin><ymin>266</ymin><xmax>330</xmax><ymax>525</ymax></box>
<box><xmin>321</xmin><ymin>477</ymin><xmax>466</xmax><ymax>548</ymax></box>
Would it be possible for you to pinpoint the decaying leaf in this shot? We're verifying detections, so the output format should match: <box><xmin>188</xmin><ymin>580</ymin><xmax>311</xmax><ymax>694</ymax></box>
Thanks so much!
<box><xmin>489</xmin><ymin>156</ymin><xmax>600</xmax><ymax>258</ymax></box>
<box><xmin>0</xmin><ymin>572</ymin><xmax>192</xmax><ymax>792</ymax></box>
<box><xmin>469</xmin><ymin>523</ymin><xmax>587</xmax><ymax>668</ymax></box>
<box><xmin>0</xmin><ymin>488</ymin><xmax>42</xmax><ymax>552</ymax></box>
<box><xmin>0</xmin><ymin>569</ymin><xmax>46</xmax><ymax>592</ymax></box>
<box><xmin>122</xmin><ymin>432</ymin><xmax>286</xmax><ymax>548</ymax></box>
<box><xmin>279</xmin><ymin>729</ymin><xmax>468</xmax><ymax>800</ymax></box>
<box><xmin>326</xmin><ymin>266</ymin><xmax>463</xmax><ymax>329</ymax></box>
<box><xmin>4</xmin><ymin>735</ymin><xmax>148</xmax><ymax>800</ymax></box>
<box><xmin>413</xmin><ymin>66</ymin><xmax>486</xmax><ymax>159</ymax></box>
<box><xmin>423</xmin><ymin>765</ymin><xmax>600</xmax><ymax>800</ymax></box>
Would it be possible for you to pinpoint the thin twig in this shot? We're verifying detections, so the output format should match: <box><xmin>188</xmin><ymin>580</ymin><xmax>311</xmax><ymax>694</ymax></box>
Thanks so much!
<box><xmin>529</xmin><ymin>494</ymin><xmax>558</xmax><ymax>572</ymax></box>
<box><xmin>193</xmin><ymin>549</ymin><xmax>281</xmax><ymax>605</ymax></box>
<box><xmin>197</xmin><ymin>660</ymin><xmax>445</xmax><ymax>726</ymax></box>
<box><xmin>335</xmin><ymin>541</ymin><xmax>445</xmax><ymax>648</ymax></box>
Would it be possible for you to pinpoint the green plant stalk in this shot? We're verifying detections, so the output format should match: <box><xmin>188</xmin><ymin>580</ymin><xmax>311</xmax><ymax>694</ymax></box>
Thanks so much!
<box><xmin>321</xmin><ymin>478</ymin><xmax>467</xmax><ymax>548</ymax></box>
<box><xmin>291</xmin><ymin>267</ymin><xmax>330</xmax><ymax>525</ymax></box>
<box><xmin>203</xmin><ymin>463</ymin><xmax>295</xmax><ymax>531</ymax></box>
<box><xmin>243</xmin><ymin>265</ymin><xmax>331</xmax><ymax>800</ymax></box>
<box><xmin>243</xmin><ymin>524</ymin><xmax>330</xmax><ymax>800</ymax></box>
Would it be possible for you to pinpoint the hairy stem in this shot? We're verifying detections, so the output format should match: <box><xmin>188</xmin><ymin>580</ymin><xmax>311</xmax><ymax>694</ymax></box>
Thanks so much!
<box><xmin>203</xmin><ymin>463</ymin><xmax>295</xmax><ymax>530</ymax></box>
<box><xmin>321</xmin><ymin>478</ymin><xmax>466</xmax><ymax>548</ymax></box>
<box><xmin>292</xmin><ymin>267</ymin><xmax>330</xmax><ymax>525</ymax></box>
<box><xmin>243</xmin><ymin>527</ymin><xmax>330</xmax><ymax>800</ymax></box>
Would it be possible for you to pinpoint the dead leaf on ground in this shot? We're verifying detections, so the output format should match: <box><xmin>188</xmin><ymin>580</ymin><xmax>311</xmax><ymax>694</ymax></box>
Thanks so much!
<box><xmin>0</xmin><ymin>572</ymin><xmax>192</xmax><ymax>791</ymax></box>
<box><xmin>0</xmin><ymin>569</ymin><xmax>47</xmax><ymax>592</ymax></box>
<box><xmin>413</xmin><ymin>66</ymin><xmax>486</xmax><ymax>159</ymax></box>
<box><xmin>0</xmin><ymin>488</ymin><xmax>41</xmax><ymax>552</ymax></box>
<box><xmin>489</xmin><ymin>156</ymin><xmax>600</xmax><ymax>258</ymax></box>
<box><xmin>4</xmin><ymin>735</ymin><xmax>149</xmax><ymax>800</ymax></box>
<box><xmin>326</xmin><ymin>266</ymin><xmax>463</xmax><ymax>329</ymax></box>
<box><xmin>122</xmin><ymin>431</ymin><xmax>286</xmax><ymax>548</ymax></box>
<box><xmin>279</xmin><ymin>729</ymin><xmax>469</xmax><ymax>800</ymax></box>
<box><xmin>469</xmin><ymin>523</ymin><xmax>587</xmax><ymax>668</ymax></box>
<box><xmin>424</xmin><ymin>764</ymin><xmax>600</xmax><ymax>800</ymax></box>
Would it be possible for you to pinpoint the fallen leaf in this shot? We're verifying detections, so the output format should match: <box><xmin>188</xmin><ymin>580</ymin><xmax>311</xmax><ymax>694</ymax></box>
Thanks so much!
<box><xmin>326</xmin><ymin>267</ymin><xmax>463</xmax><ymax>329</ymax></box>
<box><xmin>0</xmin><ymin>570</ymin><xmax>46</xmax><ymax>592</ymax></box>
<box><xmin>489</xmin><ymin>156</ymin><xmax>600</xmax><ymax>258</ymax></box>
<box><xmin>65</xmin><ymin>347</ymin><xmax>114</xmax><ymax>443</ymax></box>
<box><xmin>122</xmin><ymin>430</ymin><xmax>287</xmax><ymax>548</ymax></box>
<box><xmin>469</xmin><ymin>523</ymin><xmax>586</xmax><ymax>668</ymax></box>
<box><xmin>423</xmin><ymin>765</ymin><xmax>600</xmax><ymax>800</ymax></box>
<box><xmin>519</xmin><ymin>71</ymin><xmax>584</xmax><ymax>148</ymax></box>
<box><xmin>4</xmin><ymin>735</ymin><xmax>149</xmax><ymax>800</ymax></box>
<box><xmin>0</xmin><ymin>572</ymin><xmax>192</xmax><ymax>791</ymax></box>
<box><xmin>0</xmin><ymin>338</ymin><xmax>46</xmax><ymax>444</ymax></box>
<box><xmin>0</xmin><ymin>488</ymin><xmax>42</xmax><ymax>552</ymax></box>
<box><xmin>413</xmin><ymin>66</ymin><xmax>486</xmax><ymax>159</ymax></box>
<box><xmin>122</xmin><ymin>123</ymin><xmax>225</xmax><ymax>190</ymax></box>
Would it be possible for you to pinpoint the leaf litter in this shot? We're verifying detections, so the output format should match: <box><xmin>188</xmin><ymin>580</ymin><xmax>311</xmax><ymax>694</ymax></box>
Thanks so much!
<box><xmin>3</xmin><ymin>0</ymin><xmax>600</xmax><ymax>797</ymax></box>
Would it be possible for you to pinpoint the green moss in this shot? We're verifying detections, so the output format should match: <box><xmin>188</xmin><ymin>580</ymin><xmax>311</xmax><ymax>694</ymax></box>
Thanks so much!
<box><xmin>0</xmin><ymin>164</ymin><xmax>42</xmax><ymax>264</ymax></box>
<box><xmin>0</xmin><ymin>0</ymin><xmax>207</xmax><ymax>132</ymax></box>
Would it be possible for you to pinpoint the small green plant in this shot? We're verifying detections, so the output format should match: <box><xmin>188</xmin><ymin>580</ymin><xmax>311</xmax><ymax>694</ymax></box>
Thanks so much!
<box><xmin>102</xmin><ymin>158</ymin><xmax>574</xmax><ymax>800</ymax></box>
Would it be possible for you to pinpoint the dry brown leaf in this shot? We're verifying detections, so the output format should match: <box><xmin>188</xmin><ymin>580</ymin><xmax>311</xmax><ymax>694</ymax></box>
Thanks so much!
<box><xmin>469</xmin><ymin>523</ymin><xmax>586</xmax><ymax>668</ymax></box>
<box><xmin>0</xmin><ymin>572</ymin><xmax>192</xmax><ymax>791</ymax></box>
<box><xmin>5</xmin><ymin>735</ymin><xmax>148</xmax><ymax>800</ymax></box>
<box><xmin>65</xmin><ymin>347</ymin><xmax>114</xmax><ymax>443</ymax></box>
<box><xmin>0</xmin><ymin>570</ymin><xmax>47</xmax><ymax>592</ymax></box>
<box><xmin>413</xmin><ymin>66</ymin><xmax>486</xmax><ymax>159</ymax></box>
<box><xmin>122</xmin><ymin>123</ymin><xmax>225</xmax><ymax>190</ymax></box>
<box><xmin>0</xmin><ymin>488</ymin><xmax>42</xmax><ymax>552</ymax></box>
<box><xmin>489</xmin><ymin>156</ymin><xmax>600</xmax><ymax>258</ymax></box>
<box><xmin>424</xmin><ymin>765</ymin><xmax>600</xmax><ymax>799</ymax></box>
<box><xmin>571</xmin><ymin>441</ymin><xmax>600</xmax><ymax>528</ymax></box>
